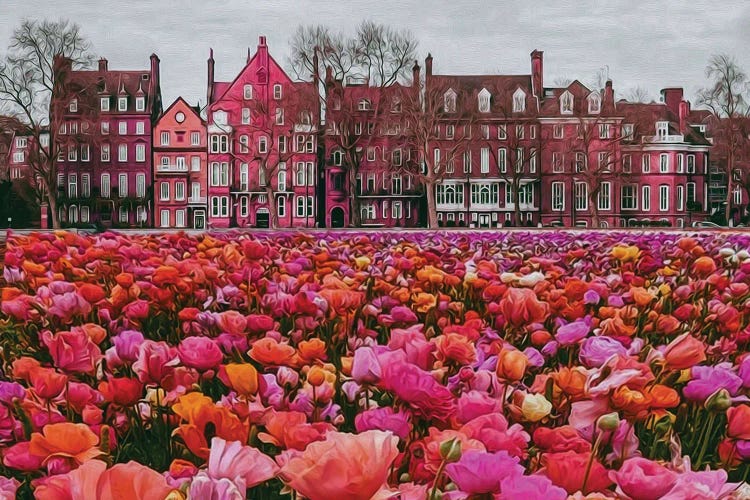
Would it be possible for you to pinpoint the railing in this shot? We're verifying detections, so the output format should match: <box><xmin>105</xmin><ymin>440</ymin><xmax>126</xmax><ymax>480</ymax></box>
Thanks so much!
<box><xmin>647</xmin><ymin>134</ymin><xmax>684</xmax><ymax>143</ymax></box>
<box><xmin>156</xmin><ymin>164</ymin><xmax>188</xmax><ymax>173</ymax></box>
<box><xmin>188</xmin><ymin>196</ymin><xmax>207</xmax><ymax>204</ymax></box>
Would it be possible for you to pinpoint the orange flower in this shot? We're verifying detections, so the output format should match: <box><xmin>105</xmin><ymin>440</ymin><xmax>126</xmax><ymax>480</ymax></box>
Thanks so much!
<box><xmin>610</xmin><ymin>386</ymin><xmax>652</xmax><ymax>417</ymax></box>
<box><xmin>552</xmin><ymin>367</ymin><xmax>588</xmax><ymax>401</ymax></box>
<box><xmin>258</xmin><ymin>411</ymin><xmax>333</xmax><ymax>450</ymax></box>
<box><xmin>611</xmin><ymin>245</ymin><xmax>640</xmax><ymax>262</ymax></box>
<box><xmin>223</xmin><ymin>363</ymin><xmax>259</xmax><ymax>397</ymax></box>
<box><xmin>114</xmin><ymin>273</ymin><xmax>135</xmax><ymax>288</ymax></box>
<box><xmin>152</xmin><ymin>266</ymin><xmax>181</xmax><ymax>287</ymax></box>
<box><xmin>28</xmin><ymin>423</ymin><xmax>102</xmax><ymax>466</ymax></box>
<box><xmin>172</xmin><ymin>393</ymin><xmax>248</xmax><ymax>459</ymax></box>
<box><xmin>692</xmin><ymin>256</ymin><xmax>717</xmax><ymax>278</ymax></box>
<box><xmin>319</xmin><ymin>288</ymin><xmax>364</xmax><ymax>315</ymax></box>
<box><xmin>663</xmin><ymin>333</ymin><xmax>707</xmax><ymax>371</ymax></box>
<box><xmin>248</xmin><ymin>337</ymin><xmax>297</xmax><ymax>366</ymax></box>
<box><xmin>433</xmin><ymin>332</ymin><xmax>477</xmax><ymax>365</ymax></box>
<box><xmin>413</xmin><ymin>292</ymin><xmax>437</xmax><ymax>313</ymax></box>
<box><xmin>631</xmin><ymin>287</ymin><xmax>656</xmax><ymax>308</ymax></box>
<box><xmin>280</xmin><ymin>430</ymin><xmax>399</xmax><ymax>500</ymax></box>
<box><xmin>75</xmin><ymin>323</ymin><xmax>107</xmax><ymax>345</ymax></box>
<box><xmin>496</xmin><ymin>349</ymin><xmax>528</xmax><ymax>382</ymax></box>
<box><xmin>297</xmin><ymin>338</ymin><xmax>328</xmax><ymax>363</ymax></box>
<box><xmin>416</xmin><ymin>266</ymin><xmax>445</xmax><ymax>285</ymax></box>
<box><xmin>646</xmin><ymin>384</ymin><xmax>680</xmax><ymax>409</ymax></box>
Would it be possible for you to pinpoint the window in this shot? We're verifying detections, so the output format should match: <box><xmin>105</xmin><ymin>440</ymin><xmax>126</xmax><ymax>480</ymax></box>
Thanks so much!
<box><xmin>244</xmin><ymin>84</ymin><xmax>253</xmax><ymax>100</ymax></box>
<box><xmin>191</xmin><ymin>156</ymin><xmax>200</xmax><ymax>171</ymax></box>
<box><xmin>68</xmin><ymin>147</ymin><xmax>77</xmax><ymax>162</ymax></box>
<box><xmin>574</xmin><ymin>152</ymin><xmax>586</xmax><ymax>172</ymax></box>
<box><xmin>553</xmin><ymin>124</ymin><xmax>564</xmax><ymax>139</ymax></box>
<box><xmin>687</xmin><ymin>182</ymin><xmax>696</xmax><ymax>206</ymax></box>
<box><xmin>598</xmin><ymin>152</ymin><xmax>609</xmax><ymax>170</ymax></box>
<box><xmin>444</xmin><ymin>89</ymin><xmax>456</xmax><ymax>113</ymax></box>
<box><xmin>622</xmin><ymin>124</ymin><xmax>634</xmax><ymax>141</ymax></box>
<box><xmin>277</xmin><ymin>196</ymin><xmax>286</xmax><ymax>217</ymax></box>
<box><xmin>677</xmin><ymin>184</ymin><xmax>684</xmax><ymax>211</ymax></box>
<box><xmin>656</xmin><ymin>121</ymin><xmax>668</xmax><ymax>139</ymax></box>
<box><xmin>175</xmin><ymin>181</ymin><xmax>185</xmax><ymax>201</ymax></box>
<box><xmin>296</xmin><ymin>196</ymin><xmax>306</xmax><ymax>217</ymax></box>
<box><xmin>498</xmin><ymin>125</ymin><xmax>507</xmax><ymax>140</ymax></box>
<box><xmin>332</xmin><ymin>150</ymin><xmax>343</xmax><ymax>166</ymax></box>
<box><xmin>481</xmin><ymin>125</ymin><xmax>490</xmax><ymax>139</ymax></box>
<box><xmin>190</xmin><ymin>132</ymin><xmax>200</xmax><ymax>146</ymax></box>
<box><xmin>446</xmin><ymin>125</ymin><xmax>454</xmax><ymax>140</ymax></box>
<box><xmin>516</xmin><ymin>124</ymin><xmax>524</xmax><ymax>140</ymax></box>
<box><xmin>117</xmin><ymin>122</ymin><xmax>127</xmax><ymax>135</ymax></box>
<box><xmin>175</xmin><ymin>210</ymin><xmax>185</xmax><ymax>227</ymax></box>
<box><xmin>677</xmin><ymin>154</ymin><xmax>684</xmax><ymax>173</ymax></box>
<box><xmin>621</xmin><ymin>185</ymin><xmax>637</xmax><ymax>210</ymax></box>
<box><xmin>259</xmin><ymin>168</ymin><xmax>267</xmax><ymax>187</ymax></box>
<box><xmin>660</xmin><ymin>153</ymin><xmax>669</xmax><ymax>173</ymax></box>
<box><xmin>101</xmin><ymin>97</ymin><xmax>110</xmax><ymax>112</ymax></box>
<box><xmin>239</xmin><ymin>135</ymin><xmax>249</xmax><ymax>153</ymax></box>
<box><xmin>160</xmin><ymin>210</ymin><xmax>170</xmax><ymax>227</ymax></box>
<box><xmin>135</xmin><ymin>144</ymin><xmax>145</xmax><ymax>162</ymax></box>
<box><xmin>598</xmin><ymin>182</ymin><xmax>611</xmax><ymax>210</ymax></box>
<box><xmin>69</xmin><ymin>99</ymin><xmax>78</xmax><ymax>112</ymax></box>
<box><xmin>552</xmin><ymin>152</ymin><xmax>563</xmax><ymax>173</ymax></box>
<box><xmin>560</xmin><ymin>91</ymin><xmax>573</xmax><ymax>114</ymax></box>
<box><xmin>358</xmin><ymin>99</ymin><xmax>372</xmax><ymax>111</ymax></box>
<box><xmin>392</xmin><ymin>201</ymin><xmax>403</xmax><ymax>219</ymax></box>
<box><xmin>101</xmin><ymin>174</ymin><xmax>110</xmax><ymax>197</ymax></box>
<box><xmin>391</xmin><ymin>174</ymin><xmax>402</xmax><ymax>195</ymax></box>
<box><xmin>273</xmin><ymin>84</ymin><xmax>282</xmax><ymax>100</ymax></box>
<box><xmin>136</xmin><ymin>174</ymin><xmax>145</xmax><ymax>198</ymax></box>
<box><xmin>513</xmin><ymin>89</ymin><xmax>526</xmax><ymax>112</ymax></box>
<box><xmin>241</xmin><ymin>108</ymin><xmax>250</xmax><ymax>124</ymax></box>
<box><xmin>160</xmin><ymin>131</ymin><xmax>169</xmax><ymax>145</ymax></box>
<box><xmin>135</xmin><ymin>97</ymin><xmax>145</xmax><ymax>112</ymax></box>
<box><xmin>495</xmin><ymin>148</ymin><xmax>507</xmax><ymax>173</ymax></box>
<box><xmin>118</xmin><ymin>173</ymin><xmax>127</xmax><ymax>197</ymax></box>
<box><xmin>278</xmin><ymin>166</ymin><xmax>287</xmax><ymax>191</ymax></box>
<box><xmin>734</xmin><ymin>186</ymin><xmax>743</xmax><ymax>205</ymax></box>
<box><xmin>470</xmin><ymin>183</ymin><xmax>499</xmax><ymax>205</ymax></box>
<box><xmin>305</xmin><ymin>135</ymin><xmax>314</xmax><ymax>153</ymax></box>
<box><xmin>12</xmin><ymin>152</ymin><xmax>23</xmax><ymax>163</ymax></box>
<box><xmin>235</xmin><ymin>163</ymin><xmax>246</xmax><ymax>190</ymax></box>
<box><xmin>68</xmin><ymin>174</ymin><xmax>77</xmax><ymax>198</ymax></box>
<box><xmin>463</xmin><ymin>151</ymin><xmax>472</xmax><ymax>173</ymax></box>
<box><xmin>70</xmin><ymin>122</ymin><xmax>78</xmax><ymax>135</ymax></box>
<box><xmin>552</xmin><ymin>182</ymin><xmax>565</xmax><ymax>211</ymax></box>
<box><xmin>294</xmin><ymin>162</ymin><xmax>305</xmax><ymax>186</ymax></box>
<box><xmin>81</xmin><ymin>206</ymin><xmax>89</xmax><ymax>223</ymax></box>
<box><xmin>588</xmin><ymin>94</ymin><xmax>601</xmax><ymax>113</ymax></box>
<box><xmin>642</xmin><ymin>154</ymin><xmax>651</xmax><ymax>173</ymax></box>
<box><xmin>687</xmin><ymin>154</ymin><xmax>696</xmax><ymax>173</ymax></box>
<box><xmin>659</xmin><ymin>185</ymin><xmax>669</xmax><ymax>211</ymax></box>
<box><xmin>622</xmin><ymin>154</ymin><xmax>632</xmax><ymax>173</ymax></box>
<box><xmin>59</xmin><ymin>123</ymin><xmax>67</xmax><ymax>135</ymax></box>
<box><xmin>480</xmin><ymin>148</ymin><xmax>489</xmax><ymax>173</ymax></box>
<box><xmin>392</xmin><ymin>149</ymin><xmax>402</xmax><ymax>166</ymax></box>
<box><xmin>118</xmin><ymin>144</ymin><xmax>127</xmax><ymax>162</ymax></box>
<box><xmin>382</xmin><ymin>200</ymin><xmax>389</xmax><ymax>219</ymax></box>
<box><xmin>436</xmin><ymin>184</ymin><xmax>463</xmax><ymax>205</ymax></box>
<box><xmin>118</xmin><ymin>97</ymin><xmax>127</xmax><ymax>111</ymax></box>
<box><xmin>478</xmin><ymin>89</ymin><xmax>491</xmax><ymax>112</ymax></box>
<box><xmin>575</xmin><ymin>182</ymin><xmax>588</xmax><ymax>211</ymax></box>
<box><xmin>160</xmin><ymin>182</ymin><xmax>169</xmax><ymax>201</ymax></box>
<box><xmin>136</xmin><ymin>121</ymin><xmax>145</xmax><ymax>135</ymax></box>
<box><xmin>275</xmin><ymin>108</ymin><xmax>284</xmax><ymax>125</ymax></box>
<box><xmin>258</xmin><ymin>136</ymin><xmax>267</xmax><ymax>153</ymax></box>
<box><xmin>519</xmin><ymin>183</ymin><xmax>534</xmax><ymax>205</ymax></box>
<box><xmin>515</xmin><ymin>148</ymin><xmax>524</xmax><ymax>173</ymax></box>
<box><xmin>529</xmin><ymin>149</ymin><xmax>537</xmax><ymax>173</ymax></box>
<box><xmin>81</xmin><ymin>144</ymin><xmax>90</xmax><ymax>162</ymax></box>
<box><xmin>210</xmin><ymin>196</ymin><xmax>229</xmax><ymax>217</ymax></box>
<box><xmin>599</xmin><ymin>124</ymin><xmax>609</xmax><ymax>139</ymax></box>
<box><xmin>642</xmin><ymin>185</ymin><xmax>651</xmax><ymax>211</ymax></box>
<box><xmin>307</xmin><ymin>163</ymin><xmax>315</xmax><ymax>186</ymax></box>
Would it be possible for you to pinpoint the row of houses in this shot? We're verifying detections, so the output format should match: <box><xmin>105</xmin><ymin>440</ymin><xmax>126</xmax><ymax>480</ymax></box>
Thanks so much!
<box><xmin>2</xmin><ymin>37</ymin><xmax>737</xmax><ymax>229</ymax></box>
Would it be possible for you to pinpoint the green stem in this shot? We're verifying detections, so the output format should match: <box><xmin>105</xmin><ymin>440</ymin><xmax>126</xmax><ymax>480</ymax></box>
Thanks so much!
<box><xmin>581</xmin><ymin>433</ymin><xmax>603</xmax><ymax>494</ymax></box>
<box><xmin>695</xmin><ymin>412</ymin><xmax>717</xmax><ymax>470</ymax></box>
<box><xmin>430</xmin><ymin>460</ymin><xmax>447</xmax><ymax>499</ymax></box>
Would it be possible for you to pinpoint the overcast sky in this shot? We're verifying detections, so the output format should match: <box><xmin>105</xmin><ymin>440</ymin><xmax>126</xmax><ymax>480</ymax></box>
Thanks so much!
<box><xmin>2</xmin><ymin>0</ymin><xmax>749</xmax><ymax>108</ymax></box>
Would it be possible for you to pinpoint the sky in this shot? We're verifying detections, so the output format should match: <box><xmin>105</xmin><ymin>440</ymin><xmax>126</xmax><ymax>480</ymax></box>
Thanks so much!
<box><xmin>1</xmin><ymin>0</ymin><xmax>748</xmax><ymax>108</ymax></box>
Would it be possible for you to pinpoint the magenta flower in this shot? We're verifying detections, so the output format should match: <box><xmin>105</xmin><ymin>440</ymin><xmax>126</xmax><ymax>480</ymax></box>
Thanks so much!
<box><xmin>445</xmin><ymin>450</ymin><xmax>523</xmax><ymax>494</ymax></box>
<box><xmin>555</xmin><ymin>319</ymin><xmax>590</xmax><ymax>346</ymax></box>
<box><xmin>48</xmin><ymin>292</ymin><xmax>91</xmax><ymax>323</ymax></box>
<box><xmin>177</xmin><ymin>336</ymin><xmax>224</xmax><ymax>371</ymax></box>
<box><xmin>132</xmin><ymin>340</ymin><xmax>180</xmax><ymax>385</ymax></box>
<box><xmin>461</xmin><ymin>413</ymin><xmax>530</xmax><ymax>457</ymax></box>
<box><xmin>351</xmin><ymin>347</ymin><xmax>382</xmax><ymax>384</ymax></box>
<box><xmin>355</xmin><ymin>407</ymin><xmax>411</xmax><ymax>440</ymax></box>
<box><xmin>683</xmin><ymin>363</ymin><xmax>743</xmax><ymax>403</ymax></box>
<box><xmin>41</xmin><ymin>330</ymin><xmax>102</xmax><ymax>375</ymax></box>
<box><xmin>379</xmin><ymin>353</ymin><xmax>454</xmax><ymax>421</ymax></box>
<box><xmin>500</xmin><ymin>474</ymin><xmax>567</xmax><ymax>500</ymax></box>
<box><xmin>112</xmin><ymin>330</ymin><xmax>144</xmax><ymax>363</ymax></box>
<box><xmin>609</xmin><ymin>457</ymin><xmax>677</xmax><ymax>500</ymax></box>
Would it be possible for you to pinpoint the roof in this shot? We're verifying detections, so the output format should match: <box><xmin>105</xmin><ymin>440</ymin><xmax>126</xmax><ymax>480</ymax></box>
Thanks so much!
<box><xmin>428</xmin><ymin>73</ymin><xmax>535</xmax><ymax>116</ymax></box>
<box><xmin>159</xmin><ymin>97</ymin><xmax>205</xmax><ymax>124</ymax></box>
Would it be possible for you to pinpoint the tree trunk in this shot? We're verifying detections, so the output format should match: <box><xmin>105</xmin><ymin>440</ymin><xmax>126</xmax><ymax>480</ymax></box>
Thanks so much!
<box><xmin>726</xmin><ymin>153</ymin><xmax>735</xmax><ymax>225</ymax></box>
<box><xmin>514</xmin><ymin>180</ymin><xmax>521</xmax><ymax>227</ymax></box>
<box><xmin>46</xmin><ymin>183</ymin><xmax>60</xmax><ymax>229</ymax></box>
<box><xmin>266</xmin><ymin>184</ymin><xmax>278</xmax><ymax>229</ymax></box>
<box><xmin>590</xmin><ymin>191</ymin><xmax>600</xmax><ymax>228</ymax></box>
<box><xmin>426</xmin><ymin>180</ymin><xmax>438</xmax><ymax>228</ymax></box>
<box><xmin>347</xmin><ymin>153</ymin><xmax>361</xmax><ymax>227</ymax></box>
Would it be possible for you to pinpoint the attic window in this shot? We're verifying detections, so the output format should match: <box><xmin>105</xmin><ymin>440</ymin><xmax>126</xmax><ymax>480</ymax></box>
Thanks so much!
<box><xmin>560</xmin><ymin>91</ymin><xmax>573</xmax><ymax>114</ymax></box>
<box><xmin>444</xmin><ymin>89</ymin><xmax>456</xmax><ymax>113</ymax></box>
<box><xmin>588</xmin><ymin>93</ymin><xmax>601</xmax><ymax>114</ymax></box>
<box><xmin>244</xmin><ymin>85</ymin><xmax>253</xmax><ymax>100</ymax></box>
<box><xmin>478</xmin><ymin>89</ymin><xmax>491</xmax><ymax>113</ymax></box>
<box><xmin>512</xmin><ymin>89</ymin><xmax>526</xmax><ymax>113</ymax></box>
<box><xmin>135</xmin><ymin>97</ymin><xmax>146</xmax><ymax>112</ymax></box>
<box><xmin>118</xmin><ymin>97</ymin><xmax>128</xmax><ymax>111</ymax></box>
<box><xmin>358</xmin><ymin>99</ymin><xmax>371</xmax><ymax>111</ymax></box>
<box><xmin>142</xmin><ymin>74</ymin><xmax>149</xmax><ymax>80</ymax></box>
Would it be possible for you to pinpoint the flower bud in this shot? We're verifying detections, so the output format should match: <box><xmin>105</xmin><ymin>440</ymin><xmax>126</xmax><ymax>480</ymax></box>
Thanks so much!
<box><xmin>653</xmin><ymin>415</ymin><xmax>673</xmax><ymax>436</ymax></box>
<box><xmin>307</xmin><ymin>366</ymin><xmax>327</xmax><ymax>387</ymax></box>
<box><xmin>496</xmin><ymin>349</ymin><xmax>528</xmax><ymax>382</ymax></box>
<box><xmin>705</xmin><ymin>388</ymin><xmax>732</xmax><ymax>413</ymax></box>
<box><xmin>439</xmin><ymin>438</ymin><xmax>462</xmax><ymax>463</ymax></box>
<box><xmin>597</xmin><ymin>412</ymin><xmax>620</xmax><ymax>432</ymax></box>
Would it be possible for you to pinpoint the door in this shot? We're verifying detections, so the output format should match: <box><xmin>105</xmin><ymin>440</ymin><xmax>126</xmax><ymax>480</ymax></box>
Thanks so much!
<box><xmin>330</xmin><ymin>207</ymin><xmax>345</xmax><ymax>228</ymax></box>
<box><xmin>478</xmin><ymin>214</ymin><xmax>490</xmax><ymax>228</ymax></box>
<box><xmin>194</xmin><ymin>211</ymin><xmax>205</xmax><ymax>229</ymax></box>
<box><xmin>256</xmin><ymin>211</ymin><xmax>270</xmax><ymax>228</ymax></box>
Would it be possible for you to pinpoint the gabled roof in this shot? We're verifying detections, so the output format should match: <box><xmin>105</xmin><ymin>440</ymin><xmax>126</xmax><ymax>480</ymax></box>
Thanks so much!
<box><xmin>429</xmin><ymin>73</ymin><xmax>535</xmax><ymax>116</ymax></box>
<box><xmin>159</xmin><ymin>96</ymin><xmax>206</xmax><ymax>125</ymax></box>
<box><xmin>210</xmin><ymin>50</ymin><xmax>297</xmax><ymax>105</ymax></box>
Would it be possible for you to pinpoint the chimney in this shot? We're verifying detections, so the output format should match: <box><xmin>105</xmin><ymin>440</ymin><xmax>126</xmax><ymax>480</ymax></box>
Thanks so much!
<box><xmin>207</xmin><ymin>48</ymin><xmax>215</xmax><ymax>105</ymax></box>
<box><xmin>258</xmin><ymin>35</ymin><xmax>268</xmax><ymax>70</ymax></box>
<box><xmin>660</xmin><ymin>88</ymin><xmax>683</xmax><ymax>116</ymax></box>
<box><xmin>531</xmin><ymin>50</ymin><xmax>544</xmax><ymax>99</ymax></box>
<box><xmin>412</xmin><ymin>60</ymin><xmax>420</xmax><ymax>85</ymax></box>
<box><xmin>98</xmin><ymin>58</ymin><xmax>108</xmax><ymax>72</ymax></box>
<box><xmin>425</xmin><ymin>53</ymin><xmax>433</xmax><ymax>78</ymax></box>
<box><xmin>150</xmin><ymin>53</ymin><xmax>160</xmax><ymax>89</ymax></box>
<box><xmin>325</xmin><ymin>65</ymin><xmax>333</xmax><ymax>85</ymax></box>
<box><xmin>604</xmin><ymin>79</ymin><xmax>614</xmax><ymax>109</ymax></box>
<box><xmin>679</xmin><ymin>100</ymin><xmax>691</xmax><ymax>133</ymax></box>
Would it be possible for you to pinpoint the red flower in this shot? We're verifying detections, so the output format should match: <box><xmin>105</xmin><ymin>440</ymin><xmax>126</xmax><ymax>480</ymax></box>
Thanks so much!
<box><xmin>99</xmin><ymin>377</ymin><xmax>143</xmax><ymax>407</ymax></box>
<box><xmin>499</xmin><ymin>288</ymin><xmax>549</xmax><ymax>328</ymax></box>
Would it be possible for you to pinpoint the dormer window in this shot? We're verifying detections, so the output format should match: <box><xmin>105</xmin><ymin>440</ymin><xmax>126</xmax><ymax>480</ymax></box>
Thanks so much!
<box><xmin>69</xmin><ymin>99</ymin><xmax>78</xmax><ymax>113</ymax></box>
<box><xmin>392</xmin><ymin>99</ymin><xmax>402</xmax><ymax>113</ymax></box>
<box><xmin>512</xmin><ymin>89</ymin><xmax>526</xmax><ymax>113</ymax></box>
<box><xmin>358</xmin><ymin>99</ymin><xmax>371</xmax><ymax>111</ymax></box>
<box><xmin>622</xmin><ymin>124</ymin><xmax>634</xmax><ymax>141</ymax></box>
<box><xmin>478</xmin><ymin>89</ymin><xmax>491</xmax><ymax>113</ymax></box>
<box><xmin>656</xmin><ymin>121</ymin><xmax>668</xmax><ymax>138</ymax></box>
<box><xmin>560</xmin><ymin>91</ymin><xmax>573</xmax><ymax>114</ymax></box>
<box><xmin>100</xmin><ymin>97</ymin><xmax>110</xmax><ymax>112</ymax></box>
<box><xmin>444</xmin><ymin>89</ymin><xmax>456</xmax><ymax>113</ymax></box>
<box><xmin>213</xmin><ymin>110</ymin><xmax>228</xmax><ymax>126</ymax></box>
<box><xmin>273</xmin><ymin>84</ymin><xmax>282</xmax><ymax>100</ymax></box>
<box><xmin>118</xmin><ymin>97</ymin><xmax>127</xmax><ymax>111</ymax></box>
<box><xmin>588</xmin><ymin>93</ymin><xmax>601</xmax><ymax>114</ymax></box>
<box><xmin>244</xmin><ymin>84</ymin><xmax>253</xmax><ymax>100</ymax></box>
<box><xmin>135</xmin><ymin>97</ymin><xmax>146</xmax><ymax>112</ymax></box>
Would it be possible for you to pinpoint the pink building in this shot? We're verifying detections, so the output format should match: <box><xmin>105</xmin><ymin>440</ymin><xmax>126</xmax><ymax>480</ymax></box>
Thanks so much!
<box><xmin>206</xmin><ymin>36</ymin><xmax>317</xmax><ymax>228</ymax></box>
<box><xmin>153</xmin><ymin>98</ymin><xmax>207</xmax><ymax>229</ymax></box>
<box><xmin>52</xmin><ymin>55</ymin><xmax>162</xmax><ymax>228</ymax></box>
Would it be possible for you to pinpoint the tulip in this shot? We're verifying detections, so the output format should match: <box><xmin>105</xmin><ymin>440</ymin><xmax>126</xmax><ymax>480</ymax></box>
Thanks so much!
<box><xmin>496</xmin><ymin>349</ymin><xmax>528</xmax><ymax>381</ymax></box>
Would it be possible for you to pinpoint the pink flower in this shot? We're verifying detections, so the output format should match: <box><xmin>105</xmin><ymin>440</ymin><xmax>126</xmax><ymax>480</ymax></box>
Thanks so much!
<box><xmin>132</xmin><ymin>340</ymin><xmax>180</xmax><ymax>385</ymax></box>
<box><xmin>461</xmin><ymin>413</ymin><xmax>530</xmax><ymax>457</ymax></box>
<box><xmin>122</xmin><ymin>299</ymin><xmax>150</xmax><ymax>321</ymax></box>
<box><xmin>112</xmin><ymin>330</ymin><xmax>144</xmax><ymax>364</ymax></box>
<box><xmin>610</xmin><ymin>457</ymin><xmax>677</xmax><ymax>500</ymax></box>
<box><xmin>500</xmin><ymin>474</ymin><xmax>567</xmax><ymax>500</ymax></box>
<box><xmin>445</xmin><ymin>450</ymin><xmax>524</xmax><ymax>494</ymax></box>
<box><xmin>216</xmin><ymin>310</ymin><xmax>248</xmax><ymax>335</ymax></box>
<box><xmin>177</xmin><ymin>336</ymin><xmax>224</xmax><ymax>371</ymax></box>
<box><xmin>351</xmin><ymin>347</ymin><xmax>382</xmax><ymax>384</ymax></box>
<box><xmin>49</xmin><ymin>292</ymin><xmax>91</xmax><ymax>323</ymax></box>
<box><xmin>455</xmin><ymin>390</ymin><xmax>503</xmax><ymax>424</ymax></box>
<box><xmin>355</xmin><ymin>407</ymin><xmax>411</xmax><ymax>440</ymax></box>
<box><xmin>206</xmin><ymin>437</ymin><xmax>278</xmax><ymax>489</ymax></box>
<box><xmin>188</xmin><ymin>472</ymin><xmax>244</xmax><ymax>500</ymax></box>
<box><xmin>0</xmin><ymin>476</ymin><xmax>19</xmax><ymax>500</ymax></box>
<box><xmin>661</xmin><ymin>468</ymin><xmax>736</xmax><ymax>500</ymax></box>
<box><xmin>387</xmin><ymin>326</ymin><xmax>434</xmax><ymax>370</ymax></box>
<box><xmin>41</xmin><ymin>330</ymin><xmax>102</xmax><ymax>375</ymax></box>
<box><xmin>555</xmin><ymin>319</ymin><xmax>590</xmax><ymax>346</ymax></box>
<box><xmin>2</xmin><ymin>442</ymin><xmax>45</xmax><ymax>471</ymax></box>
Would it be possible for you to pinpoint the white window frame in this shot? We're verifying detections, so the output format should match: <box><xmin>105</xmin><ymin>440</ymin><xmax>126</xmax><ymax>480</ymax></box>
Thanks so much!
<box><xmin>273</xmin><ymin>84</ymin><xmax>282</xmax><ymax>100</ymax></box>
<box><xmin>118</xmin><ymin>173</ymin><xmax>127</xmax><ymax>198</ymax></box>
<box><xmin>642</xmin><ymin>154</ymin><xmax>651</xmax><ymax>173</ymax></box>
<box><xmin>101</xmin><ymin>174</ymin><xmax>110</xmax><ymax>197</ymax></box>
<box><xmin>598</xmin><ymin>181</ymin><xmax>611</xmax><ymax>211</ymax></box>
<box><xmin>100</xmin><ymin>97</ymin><xmax>110</xmax><ymax>112</ymax></box>
<box><xmin>659</xmin><ymin>184</ymin><xmax>669</xmax><ymax>212</ymax></box>
<box><xmin>660</xmin><ymin>153</ymin><xmax>669</xmax><ymax>173</ymax></box>
<box><xmin>135</xmin><ymin>97</ymin><xmax>145</xmax><ymax>112</ymax></box>
<box><xmin>642</xmin><ymin>185</ymin><xmax>651</xmax><ymax>211</ymax></box>
<box><xmin>135</xmin><ymin>143</ymin><xmax>146</xmax><ymax>162</ymax></box>
<box><xmin>161</xmin><ymin>131</ymin><xmax>170</xmax><ymax>146</ymax></box>
<box><xmin>118</xmin><ymin>97</ymin><xmax>128</xmax><ymax>112</ymax></box>
<box><xmin>575</xmin><ymin>182</ymin><xmax>588</xmax><ymax>211</ymax></box>
<box><xmin>160</xmin><ymin>182</ymin><xmax>170</xmax><ymax>201</ymax></box>
<box><xmin>552</xmin><ymin>181</ymin><xmax>565</xmax><ymax>211</ymax></box>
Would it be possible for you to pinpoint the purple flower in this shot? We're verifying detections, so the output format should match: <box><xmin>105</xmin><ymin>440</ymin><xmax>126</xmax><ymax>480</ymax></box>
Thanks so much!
<box><xmin>112</xmin><ymin>330</ymin><xmax>144</xmax><ymax>363</ymax></box>
<box><xmin>738</xmin><ymin>356</ymin><xmax>750</xmax><ymax>388</ymax></box>
<box><xmin>683</xmin><ymin>363</ymin><xmax>743</xmax><ymax>403</ymax></box>
<box><xmin>523</xmin><ymin>347</ymin><xmax>545</xmax><ymax>368</ymax></box>
<box><xmin>579</xmin><ymin>336</ymin><xmax>628</xmax><ymax>368</ymax></box>
<box><xmin>584</xmin><ymin>289</ymin><xmax>601</xmax><ymax>305</ymax></box>
<box><xmin>500</xmin><ymin>474</ymin><xmax>567</xmax><ymax>500</ymax></box>
<box><xmin>0</xmin><ymin>382</ymin><xmax>25</xmax><ymax>405</ymax></box>
<box><xmin>445</xmin><ymin>450</ymin><xmax>523</xmax><ymax>494</ymax></box>
<box><xmin>555</xmin><ymin>320</ymin><xmax>590</xmax><ymax>346</ymax></box>
<box><xmin>351</xmin><ymin>347</ymin><xmax>382</xmax><ymax>384</ymax></box>
<box><xmin>355</xmin><ymin>407</ymin><xmax>411</xmax><ymax>439</ymax></box>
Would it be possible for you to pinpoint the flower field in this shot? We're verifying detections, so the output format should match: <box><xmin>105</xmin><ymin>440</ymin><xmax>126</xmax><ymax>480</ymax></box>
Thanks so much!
<box><xmin>2</xmin><ymin>229</ymin><xmax>750</xmax><ymax>499</ymax></box>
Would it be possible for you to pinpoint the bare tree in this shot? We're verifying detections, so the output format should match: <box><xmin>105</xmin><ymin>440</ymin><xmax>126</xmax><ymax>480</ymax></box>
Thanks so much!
<box><xmin>289</xmin><ymin>22</ymin><xmax>417</xmax><ymax>226</ymax></box>
<box><xmin>0</xmin><ymin>19</ymin><xmax>95</xmax><ymax>228</ymax></box>
<box><xmin>699</xmin><ymin>54</ymin><xmax>750</xmax><ymax>223</ymax></box>
<box><xmin>624</xmin><ymin>86</ymin><xmax>651</xmax><ymax>104</ymax></box>
<box><xmin>397</xmin><ymin>78</ymin><xmax>475</xmax><ymax>229</ymax></box>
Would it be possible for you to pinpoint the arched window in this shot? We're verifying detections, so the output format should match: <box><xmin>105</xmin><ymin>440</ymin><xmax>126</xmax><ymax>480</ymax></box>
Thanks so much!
<box><xmin>588</xmin><ymin>93</ymin><xmax>601</xmax><ymax>114</ymax></box>
<box><xmin>277</xmin><ymin>165</ymin><xmax>287</xmax><ymax>191</ymax></box>
<box><xmin>444</xmin><ymin>89</ymin><xmax>457</xmax><ymax>113</ymax></box>
<box><xmin>513</xmin><ymin>89</ymin><xmax>526</xmax><ymax>113</ymax></box>
<box><xmin>560</xmin><ymin>91</ymin><xmax>573</xmax><ymax>114</ymax></box>
<box><xmin>478</xmin><ymin>89</ymin><xmax>491</xmax><ymax>113</ymax></box>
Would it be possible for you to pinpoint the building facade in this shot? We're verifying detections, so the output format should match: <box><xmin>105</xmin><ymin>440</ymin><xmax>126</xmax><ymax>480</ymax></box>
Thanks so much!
<box><xmin>153</xmin><ymin>98</ymin><xmax>207</xmax><ymax>229</ymax></box>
